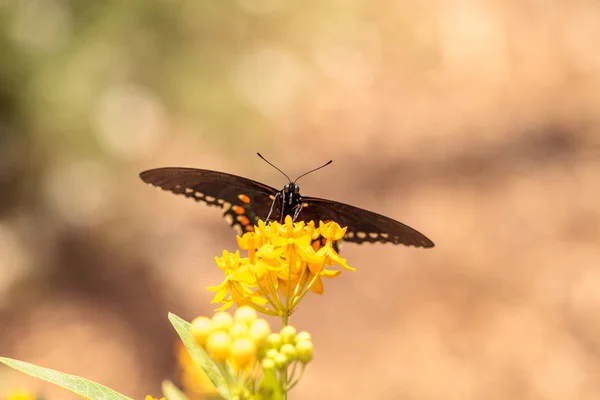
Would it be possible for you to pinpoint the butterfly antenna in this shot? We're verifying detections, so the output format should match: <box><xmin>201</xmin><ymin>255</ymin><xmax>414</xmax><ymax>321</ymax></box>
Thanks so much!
<box><xmin>294</xmin><ymin>159</ymin><xmax>333</xmax><ymax>183</ymax></box>
<box><xmin>257</xmin><ymin>152</ymin><xmax>292</xmax><ymax>182</ymax></box>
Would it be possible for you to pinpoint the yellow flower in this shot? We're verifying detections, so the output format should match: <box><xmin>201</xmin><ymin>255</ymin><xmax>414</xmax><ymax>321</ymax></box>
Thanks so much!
<box><xmin>145</xmin><ymin>396</ymin><xmax>165</xmax><ymax>400</ymax></box>
<box><xmin>319</xmin><ymin>220</ymin><xmax>347</xmax><ymax>241</ymax></box>
<box><xmin>207</xmin><ymin>217</ymin><xmax>353</xmax><ymax>316</ymax></box>
<box><xmin>207</xmin><ymin>250</ymin><xmax>267</xmax><ymax>311</ymax></box>
<box><xmin>4</xmin><ymin>389</ymin><xmax>36</xmax><ymax>400</ymax></box>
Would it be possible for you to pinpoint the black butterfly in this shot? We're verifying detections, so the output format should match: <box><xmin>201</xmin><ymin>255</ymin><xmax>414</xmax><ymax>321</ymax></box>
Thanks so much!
<box><xmin>139</xmin><ymin>154</ymin><xmax>434</xmax><ymax>248</ymax></box>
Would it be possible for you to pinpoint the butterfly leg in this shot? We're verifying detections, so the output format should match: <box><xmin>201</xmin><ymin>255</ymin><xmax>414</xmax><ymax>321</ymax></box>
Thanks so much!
<box><xmin>265</xmin><ymin>192</ymin><xmax>280</xmax><ymax>222</ymax></box>
<box><xmin>279</xmin><ymin>191</ymin><xmax>286</xmax><ymax>223</ymax></box>
<box><xmin>292</xmin><ymin>203</ymin><xmax>303</xmax><ymax>221</ymax></box>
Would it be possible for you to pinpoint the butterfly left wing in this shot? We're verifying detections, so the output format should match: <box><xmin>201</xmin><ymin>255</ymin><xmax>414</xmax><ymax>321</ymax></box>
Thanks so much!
<box><xmin>299</xmin><ymin>197</ymin><xmax>434</xmax><ymax>248</ymax></box>
<box><xmin>140</xmin><ymin>167</ymin><xmax>280</xmax><ymax>234</ymax></box>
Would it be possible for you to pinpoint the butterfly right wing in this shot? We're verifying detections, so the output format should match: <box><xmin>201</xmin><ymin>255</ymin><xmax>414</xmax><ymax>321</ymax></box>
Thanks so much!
<box><xmin>139</xmin><ymin>167</ymin><xmax>280</xmax><ymax>234</ymax></box>
<box><xmin>300</xmin><ymin>196</ymin><xmax>434</xmax><ymax>248</ymax></box>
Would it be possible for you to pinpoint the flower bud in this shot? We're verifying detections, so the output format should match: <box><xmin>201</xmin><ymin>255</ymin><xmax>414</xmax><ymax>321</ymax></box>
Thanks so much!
<box><xmin>274</xmin><ymin>352</ymin><xmax>288</xmax><ymax>369</ymax></box>
<box><xmin>296</xmin><ymin>340</ymin><xmax>313</xmax><ymax>363</ymax></box>
<box><xmin>280</xmin><ymin>343</ymin><xmax>296</xmax><ymax>361</ymax></box>
<box><xmin>280</xmin><ymin>326</ymin><xmax>297</xmax><ymax>344</ymax></box>
<box><xmin>265</xmin><ymin>349</ymin><xmax>279</xmax><ymax>360</ymax></box>
<box><xmin>234</xmin><ymin>305</ymin><xmax>257</xmax><ymax>326</ymax></box>
<box><xmin>249</xmin><ymin>319</ymin><xmax>271</xmax><ymax>344</ymax></box>
<box><xmin>261</xmin><ymin>357</ymin><xmax>276</xmax><ymax>372</ymax></box>
<box><xmin>230</xmin><ymin>337</ymin><xmax>257</xmax><ymax>369</ymax></box>
<box><xmin>206</xmin><ymin>331</ymin><xmax>232</xmax><ymax>362</ymax></box>
<box><xmin>190</xmin><ymin>316</ymin><xmax>213</xmax><ymax>346</ymax></box>
<box><xmin>229</xmin><ymin>322</ymin><xmax>249</xmax><ymax>339</ymax></box>
<box><xmin>266</xmin><ymin>333</ymin><xmax>282</xmax><ymax>350</ymax></box>
<box><xmin>211</xmin><ymin>312</ymin><xmax>234</xmax><ymax>332</ymax></box>
<box><xmin>295</xmin><ymin>331</ymin><xmax>312</xmax><ymax>343</ymax></box>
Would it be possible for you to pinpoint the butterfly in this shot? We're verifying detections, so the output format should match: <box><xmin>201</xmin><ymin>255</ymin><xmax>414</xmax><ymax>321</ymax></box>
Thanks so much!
<box><xmin>139</xmin><ymin>154</ymin><xmax>434</xmax><ymax>248</ymax></box>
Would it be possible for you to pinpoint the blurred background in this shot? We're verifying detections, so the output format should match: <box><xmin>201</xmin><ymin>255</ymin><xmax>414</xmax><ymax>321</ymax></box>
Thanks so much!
<box><xmin>1</xmin><ymin>0</ymin><xmax>599</xmax><ymax>399</ymax></box>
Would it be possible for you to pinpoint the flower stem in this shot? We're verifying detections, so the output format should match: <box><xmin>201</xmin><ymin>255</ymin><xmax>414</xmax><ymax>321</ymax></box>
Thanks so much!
<box><xmin>282</xmin><ymin>312</ymin><xmax>288</xmax><ymax>327</ymax></box>
<box><xmin>281</xmin><ymin>305</ymin><xmax>289</xmax><ymax>400</ymax></box>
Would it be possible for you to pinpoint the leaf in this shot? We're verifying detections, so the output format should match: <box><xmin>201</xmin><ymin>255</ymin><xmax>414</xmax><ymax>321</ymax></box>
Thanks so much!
<box><xmin>167</xmin><ymin>313</ymin><xmax>232</xmax><ymax>400</ymax></box>
<box><xmin>161</xmin><ymin>380</ymin><xmax>188</xmax><ymax>400</ymax></box>
<box><xmin>0</xmin><ymin>357</ymin><xmax>133</xmax><ymax>400</ymax></box>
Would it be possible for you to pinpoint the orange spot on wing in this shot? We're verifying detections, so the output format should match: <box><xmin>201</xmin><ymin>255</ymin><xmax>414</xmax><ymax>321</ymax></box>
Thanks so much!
<box><xmin>232</xmin><ymin>205</ymin><xmax>245</xmax><ymax>215</ymax></box>
<box><xmin>246</xmin><ymin>225</ymin><xmax>255</xmax><ymax>232</ymax></box>
<box><xmin>237</xmin><ymin>215</ymin><xmax>251</xmax><ymax>225</ymax></box>
<box><xmin>238</xmin><ymin>194</ymin><xmax>251</xmax><ymax>204</ymax></box>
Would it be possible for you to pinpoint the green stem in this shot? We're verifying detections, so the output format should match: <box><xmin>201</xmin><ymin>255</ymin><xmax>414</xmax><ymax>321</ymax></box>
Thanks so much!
<box><xmin>281</xmin><ymin>282</ymin><xmax>289</xmax><ymax>400</ymax></box>
<box><xmin>282</xmin><ymin>312</ymin><xmax>288</xmax><ymax>327</ymax></box>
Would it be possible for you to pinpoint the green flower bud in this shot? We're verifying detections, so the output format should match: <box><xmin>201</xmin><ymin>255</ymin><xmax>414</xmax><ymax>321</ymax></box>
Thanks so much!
<box><xmin>274</xmin><ymin>352</ymin><xmax>288</xmax><ymax>369</ymax></box>
<box><xmin>280</xmin><ymin>325</ymin><xmax>297</xmax><ymax>344</ymax></box>
<box><xmin>296</xmin><ymin>339</ymin><xmax>313</xmax><ymax>363</ymax></box>
<box><xmin>249</xmin><ymin>319</ymin><xmax>271</xmax><ymax>345</ymax></box>
<box><xmin>265</xmin><ymin>349</ymin><xmax>279</xmax><ymax>360</ymax></box>
<box><xmin>266</xmin><ymin>333</ymin><xmax>282</xmax><ymax>350</ymax></box>
<box><xmin>280</xmin><ymin>343</ymin><xmax>297</xmax><ymax>361</ymax></box>
<box><xmin>295</xmin><ymin>331</ymin><xmax>312</xmax><ymax>343</ymax></box>
<box><xmin>262</xmin><ymin>357</ymin><xmax>276</xmax><ymax>372</ymax></box>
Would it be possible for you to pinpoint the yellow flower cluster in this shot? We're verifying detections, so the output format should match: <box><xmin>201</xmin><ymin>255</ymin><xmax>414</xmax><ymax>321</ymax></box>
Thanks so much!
<box><xmin>190</xmin><ymin>306</ymin><xmax>272</xmax><ymax>375</ymax></box>
<box><xmin>207</xmin><ymin>216</ymin><xmax>354</xmax><ymax>316</ymax></box>
<box><xmin>186</xmin><ymin>306</ymin><xmax>314</xmax><ymax>398</ymax></box>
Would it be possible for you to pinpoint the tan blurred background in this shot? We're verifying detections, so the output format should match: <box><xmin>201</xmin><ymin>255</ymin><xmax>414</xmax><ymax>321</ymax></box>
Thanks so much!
<box><xmin>1</xmin><ymin>0</ymin><xmax>600</xmax><ymax>399</ymax></box>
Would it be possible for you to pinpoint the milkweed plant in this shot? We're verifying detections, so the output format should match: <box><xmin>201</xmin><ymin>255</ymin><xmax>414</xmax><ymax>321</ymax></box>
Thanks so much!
<box><xmin>1</xmin><ymin>216</ymin><xmax>354</xmax><ymax>400</ymax></box>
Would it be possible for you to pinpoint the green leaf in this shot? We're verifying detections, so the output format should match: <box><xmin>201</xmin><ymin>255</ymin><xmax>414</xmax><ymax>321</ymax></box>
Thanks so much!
<box><xmin>167</xmin><ymin>313</ymin><xmax>232</xmax><ymax>400</ymax></box>
<box><xmin>161</xmin><ymin>380</ymin><xmax>188</xmax><ymax>400</ymax></box>
<box><xmin>0</xmin><ymin>357</ymin><xmax>133</xmax><ymax>400</ymax></box>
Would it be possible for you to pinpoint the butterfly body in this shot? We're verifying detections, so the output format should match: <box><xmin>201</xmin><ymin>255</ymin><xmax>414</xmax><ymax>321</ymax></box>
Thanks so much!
<box><xmin>139</xmin><ymin>167</ymin><xmax>434</xmax><ymax>248</ymax></box>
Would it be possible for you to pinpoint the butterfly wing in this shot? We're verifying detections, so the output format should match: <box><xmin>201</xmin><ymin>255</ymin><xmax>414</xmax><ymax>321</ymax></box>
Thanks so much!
<box><xmin>299</xmin><ymin>197</ymin><xmax>434</xmax><ymax>248</ymax></box>
<box><xmin>140</xmin><ymin>167</ymin><xmax>280</xmax><ymax>234</ymax></box>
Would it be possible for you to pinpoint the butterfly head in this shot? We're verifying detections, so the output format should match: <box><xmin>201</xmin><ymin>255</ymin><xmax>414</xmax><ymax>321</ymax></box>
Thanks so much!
<box><xmin>257</xmin><ymin>152</ymin><xmax>332</xmax><ymax>221</ymax></box>
<box><xmin>284</xmin><ymin>182</ymin><xmax>300</xmax><ymax>194</ymax></box>
<box><xmin>283</xmin><ymin>183</ymin><xmax>301</xmax><ymax>205</ymax></box>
